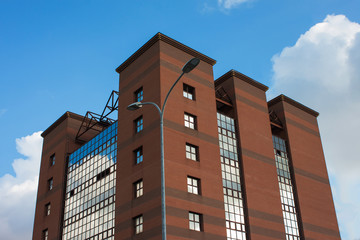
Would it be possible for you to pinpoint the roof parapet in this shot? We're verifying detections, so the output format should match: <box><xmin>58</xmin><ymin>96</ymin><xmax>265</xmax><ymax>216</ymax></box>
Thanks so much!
<box><xmin>116</xmin><ymin>32</ymin><xmax>216</xmax><ymax>73</ymax></box>
<box><xmin>215</xmin><ymin>69</ymin><xmax>269</xmax><ymax>92</ymax></box>
<box><xmin>41</xmin><ymin>111</ymin><xmax>84</xmax><ymax>138</ymax></box>
<box><xmin>268</xmin><ymin>94</ymin><xmax>319</xmax><ymax>117</ymax></box>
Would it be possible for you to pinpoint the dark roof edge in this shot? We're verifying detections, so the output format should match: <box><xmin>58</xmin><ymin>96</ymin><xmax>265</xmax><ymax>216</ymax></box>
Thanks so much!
<box><xmin>268</xmin><ymin>94</ymin><xmax>319</xmax><ymax>117</ymax></box>
<box><xmin>115</xmin><ymin>32</ymin><xmax>217</xmax><ymax>73</ymax></box>
<box><xmin>215</xmin><ymin>69</ymin><xmax>269</xmax><ymax>92</ymax></box>
<box><xmin>41</xmin><ymin>111</ymin><xmax>84</xmax><ymax>138</ymax></box>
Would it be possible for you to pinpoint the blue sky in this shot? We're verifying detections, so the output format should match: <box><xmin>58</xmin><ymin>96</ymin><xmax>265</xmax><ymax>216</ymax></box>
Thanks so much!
<box><xmin>1</xmin><ymin>0</ymin><xmax>359</xmax><ymax>239</ymax></box>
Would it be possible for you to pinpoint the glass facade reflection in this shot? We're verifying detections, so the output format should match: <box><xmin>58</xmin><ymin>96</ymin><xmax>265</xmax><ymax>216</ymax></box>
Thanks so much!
<box><xmin>217</xmin><ymin>113</ymin><xmax>247</xmax><ymax>240</ymax></box>
<box><xmin>62</xmin><ymin>122</ymin><xmax>117</xmax><ymax>240</ymax></box>
<box><xmin>272</xmin><ymin>135</ymin><xmax>301</xmax><ymax>240</ymax></box>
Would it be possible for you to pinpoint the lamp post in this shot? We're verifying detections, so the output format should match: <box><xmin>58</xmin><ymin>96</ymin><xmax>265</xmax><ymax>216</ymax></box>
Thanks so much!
<box><xmin>127</xmin><ymin>57</ymin><xmax>200</xmax><ymax>240</ymax></box>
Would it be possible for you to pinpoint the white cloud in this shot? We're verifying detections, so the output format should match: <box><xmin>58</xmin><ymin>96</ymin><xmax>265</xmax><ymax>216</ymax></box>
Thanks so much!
<box><xmin>270</xmin><ymin>14</ymin><xmax>360</xmax><ymax>240</ymax></box>
<box><xmin>0</xmin><ymin>131</ymin><xmax>43</xmax><ymax>240</ymax></box>
<box><xmin>218</xmin><ymin>0</ymin><xmax>251</xmax><ymax>9</ymax></box>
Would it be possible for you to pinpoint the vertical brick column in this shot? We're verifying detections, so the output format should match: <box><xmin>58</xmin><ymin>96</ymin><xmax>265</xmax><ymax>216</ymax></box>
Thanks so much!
<box><xmin>158</xmin><ymin>37</ymin><xmax>226</xmax><ymax>239</ymax></box>
<box><xmin>216</xmin><ymin>70</ymin><xmax>286</xmax><ymax>240</ymax></box>
<box><xmin>115</xmin><ymin>33</ymin><xmax>226</xmax><ymax>239</ymax></box>
<box><xmin>32</xmin><ymin>112</ymin><xmax>95</xmax><ymax>240</ymax></box>
<box><xmin>116</xmin><ymin>38</ymin><xmax>163</xmax><ymax>240</ymax></box>
<box><xmin>268</xmin><ymin>95</ymin><xmax>341</xmax><ymax>240</ymax></box>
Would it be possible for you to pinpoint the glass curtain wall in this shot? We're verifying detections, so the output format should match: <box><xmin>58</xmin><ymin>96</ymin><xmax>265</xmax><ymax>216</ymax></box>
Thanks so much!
<box><xmin>272</xmin><ymin>135</ymin><xmax>301</xmax><ymax>240</ymax></box>
<box><xmin>62</xmin><ymin>122</ymin><xmax>117</xmax><ymax>240</ymax></box>
<box><xmin>217</xmin><ymin>113</ymin><xmax>247</xmax><ymax>240</ymax></box>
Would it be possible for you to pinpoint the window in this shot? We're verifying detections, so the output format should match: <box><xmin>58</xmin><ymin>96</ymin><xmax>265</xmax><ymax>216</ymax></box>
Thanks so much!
<box><xmin>49</xmin><ymin>154</ymin><xmax>55</xmax><ymax>167</ymax></box>
<box><xmin>135</xmin><ymin>116</ymin><xmax>143</xmax><ymax>133</ymax></box>
<box><xmin>134</xmin><ymin>147</ymin><xmax>143</xmax><ymax>164</ymax></box>
<box><xmin>187</xmin><ymin>176</ymin><xmax>200</xmax><ymax>195</ymax></box>
<box><xmin>217</xmin><ymin>113</ymin><xmax>247</xmax><ymax>239</ymax></box>
<box><xmin>48</xmin><ymin>178</ymin><xmax>53</xmax><ymax>191</ymax></box>
<box><xmin>184</xmin><ymin>113</ymin><xmax>196</xmax><ymax>129</ymax></box>
<box><xmin>189</xmin><ymin>212</ymin><xmax>202</xmax><ymax>231</ymax></box>
<box><xmin>134</xmin><ymin>87</ymin><xmax>143</xmax><ymax>102</ymax></box>
<box><xmin>45</xmin><ymin>203</ymin><xmax>51</xmax><ymax>216</ymax></box>
<box><xmin>273</xmin><ymin>135</ymin><xmax>301</xmax><ymax>240</ymax></box>
<box><xmin>134</xmin><ymin>179</ymin><xmax>143</xmax><ymax>198</ymax></box>
<box><xmin>183</xmin><ymin>84</ymin><xmax>195</xmax><ymax>100</ymax></box>
<box><xmin>186</xmin><ymin>143</ymin><xmax>198</xmax><ymax>161</ymax></box>
<box><xmin>42</xmin><ymin>229</ymin><xmax>48</xmax><ymax>240</ymax></box>
<box><xmin>134</xmin><ymin>215</ymin><xmax>143</xmax><ymax>234</ymax></box>
<box><xmin>96</xmin><ymin>168</ymin><xmax>111</xmax><ymax>181</ymax></box>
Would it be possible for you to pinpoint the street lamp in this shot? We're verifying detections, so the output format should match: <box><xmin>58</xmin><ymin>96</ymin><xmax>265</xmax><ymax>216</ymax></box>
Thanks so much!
<box><xmin>127</xmin><ymin>57</ymin><xmax>200</xmax><ymax>240</ymax></box>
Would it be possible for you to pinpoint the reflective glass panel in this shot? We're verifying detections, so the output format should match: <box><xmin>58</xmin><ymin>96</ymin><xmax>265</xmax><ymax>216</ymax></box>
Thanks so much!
<box><xmin>217</xmin><ymin>113</ymin><xmax>247</xmax><ymax>240</ymax></box>
<box><xmin>62</xmin><ymin>122</ymin><xmax>117</xmax><ymax>240</ymax></box>
<box><xmin>272</xmin><ymin>135</ymin><xmax>301</xmax><ymax>240</ymax></box>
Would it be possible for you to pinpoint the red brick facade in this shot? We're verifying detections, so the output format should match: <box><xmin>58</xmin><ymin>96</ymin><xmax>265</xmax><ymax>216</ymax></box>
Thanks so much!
<box><xmin>32</xmin><ymin>33</ymin><xmax>340</xmax><ymax>240</ymax></box>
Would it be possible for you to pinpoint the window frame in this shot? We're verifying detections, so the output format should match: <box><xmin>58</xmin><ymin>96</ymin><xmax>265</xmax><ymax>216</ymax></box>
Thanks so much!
<box><xmin>134</xmin><ymin>116</ymin><xmax>143</xmax><ymax>133</ymax></box>
<box><xmin>42</xmin><ymin>229</ymin><xmax>48</xmax><ymax>240</ymax></box>
<box><xmin>133</xmin><ymin>215</ymin><xmax>143</xmax><ymax>235</ymax></box>
<box><xmin>134</xmin><ymin>179</ymin><xmax>144</xmax><ymax>198</ymax></box>
<box><xmin>187</xmin><ymin>176</ymin><xmax>201</xmax><ymax>195</ymax></box>
<box><xmin>184</xmin><ymin>112</ymin><xmax>197</xmax><ymax>130</ymax></box>
<box><xmin>48</xmin><ymin>178</ymin><xmax>53</xmax><ymax>191</ymax></box>
<box><xmin>134</xmin><ymin>146</ymin><xmax>143</xmax><ymax>165</ymax></box>
<box><xmin>186</xmin><ymin>143</ymin><xmax>199</xmax><ymax>161</ymax></box>
<box><xmin>49</xmin><ymin>154</ymin><xmax>55</xmax><ymax>167</ymax></box>
<box><xmin>134</xmin><ymin>87</ymin><xmax>143</xmax><ymax>102</ymax></box>
<box><xmin>183</xmin><ymin>83</ymin><xmax>195</xmax><ymax>100</ymax></box>
<box><xmin>189</xmin><ymin>212</ymin><xmax>202</xmax><ymax>231</ymax></box>
<box><xmin>45</xmin><ymin>202</ymin><xmax>51</xmax><ymax>216</ymax></box>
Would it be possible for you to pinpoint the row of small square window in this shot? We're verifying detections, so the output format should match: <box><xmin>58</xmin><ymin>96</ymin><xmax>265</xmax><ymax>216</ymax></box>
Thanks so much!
<box><xmin>133</xmin><ymin>112</ymin><xmax>198</xmax><ymax>135</ymax></box>
<box><xmin>134</xmin><ymin>84</ymin><xmax>195</xmax><ymax>103</ymax></box>
<box><xmin>133</xmin><ymin>176</ymin><xmax>201</xmax><ymax>200</ymax></box>
<box><xmin>132</xmin><ymin>84</ymin><xmax>196</xmax><ymax>133</ymax></box>
<box><xmin>133</xmin><ymin>211</ymin><xmax>202</xmax><ymax>235</ymax></box>
<box><xmin>133</xmin><ymin>143</ymin><xmax>199</xmax><ymax>165</ymax></box>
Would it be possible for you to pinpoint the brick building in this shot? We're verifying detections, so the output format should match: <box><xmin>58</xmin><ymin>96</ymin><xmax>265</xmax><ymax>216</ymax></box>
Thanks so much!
<box><xmin>32</xmin><ymin>33</ymin><xmax>340</xmax><ymax>240</ymax></box>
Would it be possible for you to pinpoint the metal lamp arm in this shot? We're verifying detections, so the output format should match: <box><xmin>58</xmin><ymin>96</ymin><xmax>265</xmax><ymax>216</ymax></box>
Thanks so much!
<box><xmin>139</xmin><ymin>102</ymin><xmax>161</xmax><ymax>115</ymax></box>
<box><xmin>161</xmin><ymin>72</ymin><xmax>185</xmax><ymax>117</ymax></box>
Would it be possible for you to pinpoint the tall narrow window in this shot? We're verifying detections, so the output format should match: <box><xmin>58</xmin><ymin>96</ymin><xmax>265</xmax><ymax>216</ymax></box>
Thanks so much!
<box><xmin>134</xmin><ymin>179</ymin><xmax>143</xmax><ymax>198</ymax></box>
<box><xmin>48</xmin><ymin>178</ymin><xmax>53</xmax><ymax>191</ymax></box>
<box><xmin>42</xmin><ymin>229</ymin><xmax>48</xmax><ymax>240</ymax></box>
<box><xmin>184</xmin><ymin>113</ymin><xmax>196</xmax><ymax>129</ymax></box>
<box><xmin>183</xmin><ymin>84</ymin><xmax>195</xmax><ymax>100</ymax></box>
<box><xmin>134</xmin><ymin>147</ymin><xmax>143</xmax><ymax>164</ymax></box>
<box><xmin>187</xmin><ymin>176</ymin><xmax>200</xmax><ymax>195</ymax></box>
<box><xmin>189</xmin><ymin>212</ymin><xmax>202</xmax><ymax>231</ymax></box>
<box><xmin>273</xmin><ymin>136</ymin><xmax>301</xmax><ymax>240</ymax></box>
<box><xmin>134</xmin><ymin>116</ymin><xmax>143</xmax><ymax>133</ymax></box>
<box><xmin>45</xmin><ymin>203</ymin><xmax>51</xmax><ymax>216</ymax></box>
<box><xmin>186</xmin><ymin>143</ymin><xmax>198</xmax><ymax>161</ymax></box>
<box><xmin>217</xmin><ymin>112</ymin><xmax>247</xmax><ymax>240</ymax></box>
<box><xmin>49</xmin><ymin>154</ymin><xmax>55</xmax><ymax>167</ymax></box>
<box><xmin>134</xmin><ymin>215</ymin><xmax>143</xmax><ymax>234</ymax></box>
<box><xmin>134</xmin><ymin>87</ymin><xmax>143</xmax><ymax>102</ymax></box>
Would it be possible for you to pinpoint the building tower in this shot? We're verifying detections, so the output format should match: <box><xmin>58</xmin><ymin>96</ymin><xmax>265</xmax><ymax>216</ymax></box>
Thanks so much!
<box><xmin>32</xmin><ymin>33</ymin><xmax>340</xmax><ymax>240</ymax></box>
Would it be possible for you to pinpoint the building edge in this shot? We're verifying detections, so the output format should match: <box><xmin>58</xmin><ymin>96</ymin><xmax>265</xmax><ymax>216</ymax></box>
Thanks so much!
<box><xmin>41</xmin><ymin>111</ymin><xmax>85</xmax><ymax>138</ymax></box>
<box><xmin>215</xmin><ymin>69</ymin><xmax>269</xmax><ymax>92</ymax></box>
<box><xmin>268</xmin><ymin>94</ymin><xmax>319</xmax><ymax>117</ymax></box>
<box><xmin>115</xmin><ymin>32</ymin><xmax>217</xmax><ymax>73</ymax></box>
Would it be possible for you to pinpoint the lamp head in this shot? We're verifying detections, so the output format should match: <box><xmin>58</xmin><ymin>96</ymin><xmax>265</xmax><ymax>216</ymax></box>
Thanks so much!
<box><xmin>127</xmin><ymin>102</ymin><xmax>143</xmax><ymax>111</ymax></box>
<box><xmin>182</xmin><ymin>58</ymin><xmax>200</xmax><ymax>73</ymax></box>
